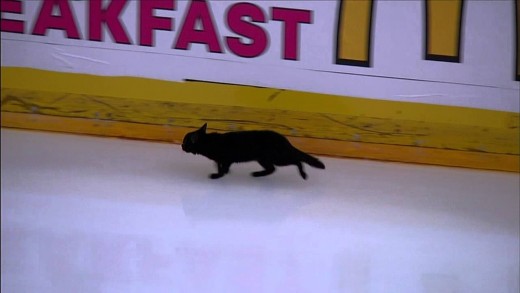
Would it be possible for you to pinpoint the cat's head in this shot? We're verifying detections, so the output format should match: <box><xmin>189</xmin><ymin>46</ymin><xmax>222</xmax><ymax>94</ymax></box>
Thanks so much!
<box><xmin>182</xmin><ymin>123</ymin><xmax>207</xmax><ymax>154</ymax></box>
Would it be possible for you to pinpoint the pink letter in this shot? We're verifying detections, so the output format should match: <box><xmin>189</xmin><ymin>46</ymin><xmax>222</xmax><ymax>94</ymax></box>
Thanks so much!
<box><xmin>271</xmin><ymin>7</ymin><xmax>312</xmax><ymax>60</ymax></box>
<box><xmin>32</xmin><ymin>0</ymin><xmax>81</xmax><ymax>39</ymax></box>
<box><xmin>139</xmin><ymin>0</ymin><xmax>175</xmax><ymax>47</ymax></box>
<box><xmin>89</xmin><ymin>0</ymin><xmax>131</xmax><ymax>44</ymax></box>
<box><xmin>174</xmin><ymin>0</ymin><xmax>222</xmax><ymax>53</ymax></box>
<box><xmin>1</xmin><ymin>0</ymin><xmax>24</xmax><ymax>33</ymax></box>
<box><xmin>225</xmin><ymin>3</ymin><xmax>268</xmax><ymax>58</ymax></box>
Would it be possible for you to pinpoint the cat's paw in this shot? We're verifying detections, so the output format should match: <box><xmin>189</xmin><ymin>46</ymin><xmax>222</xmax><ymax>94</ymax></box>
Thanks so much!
<box><xmin>251</xmin><ymin>171</ymin><xmax>274</xmax><ymax>177</ymax></box>
<box><xmin>251</xmin><ymin>171</ymin><xmax>268</xmax><ymax>177</ymax></box>
<box><xmin>209</xmin><ymin>173</ymin><xmax>224</xmax><ymax>179</ymax></box>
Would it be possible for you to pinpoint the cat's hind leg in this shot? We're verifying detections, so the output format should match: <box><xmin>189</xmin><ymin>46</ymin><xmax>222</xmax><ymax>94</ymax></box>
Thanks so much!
<box><xmin>296</xmin><ymin>162</ymin><xmax>307</xmax><ymax>180</ymax></box>
<box><xmin>210</xmin><ymin>161</ymin><xmax>231</xmax><ymax>179</ymax></box>
<box><xmin>252</xmin><ymin>160</ymin><xmax>275</xmax><ymax>177</ymax></box>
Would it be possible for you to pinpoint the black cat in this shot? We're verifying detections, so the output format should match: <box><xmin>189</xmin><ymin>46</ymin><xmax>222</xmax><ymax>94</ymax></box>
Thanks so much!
<box><xmin>182</xmin><ymin>123</ymin><xmax>325</xmax><ymax>180</ymax></box>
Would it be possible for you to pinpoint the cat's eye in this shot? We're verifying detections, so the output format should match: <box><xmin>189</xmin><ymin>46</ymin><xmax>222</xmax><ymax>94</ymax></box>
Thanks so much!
<box><xmin>190</xmin><ymin>134</ymin><xmax>198</xmax><ymax>143</ymax></box>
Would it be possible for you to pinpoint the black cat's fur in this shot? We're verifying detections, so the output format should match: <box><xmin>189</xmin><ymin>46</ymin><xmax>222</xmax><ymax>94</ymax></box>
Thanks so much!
<box><xmin>182</xmin><ymin>123</ymin><xmax>325</xmax><ymax>180</ymax></box>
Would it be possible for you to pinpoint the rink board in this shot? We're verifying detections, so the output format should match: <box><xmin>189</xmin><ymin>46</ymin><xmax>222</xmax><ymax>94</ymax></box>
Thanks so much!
<box><xmin>1</xmin><ymin>67</ymin><xmax>518</xmax><ymax>172</ymax></box>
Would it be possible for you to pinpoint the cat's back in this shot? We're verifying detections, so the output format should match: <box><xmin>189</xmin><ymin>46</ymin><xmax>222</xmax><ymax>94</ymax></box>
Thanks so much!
<box><xmin>203</xmin><ymin>130</ymin><xmax>296</xmax><ymax>162</ymax></box>
<box><xmin>222</xmin><ymin>130</ymin><xmax>288</xmax><ymax>144</ymax></box>
<box><xmin>208</xmin><ymin>130</ymin><xmax>291</xmax><ymax>151</ymax></box>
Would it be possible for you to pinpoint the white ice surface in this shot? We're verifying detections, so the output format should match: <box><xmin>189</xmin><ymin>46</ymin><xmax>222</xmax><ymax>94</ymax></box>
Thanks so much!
<box><xmin>1</xmin><ymin>128</ymin><xmax>519</xmax><ymax>293</ymax></box>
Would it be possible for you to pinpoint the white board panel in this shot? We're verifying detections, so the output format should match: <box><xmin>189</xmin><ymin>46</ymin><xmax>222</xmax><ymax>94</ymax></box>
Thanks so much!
<box><xmin>1</xmin><ymin>0</ymin><xmax>519</xmax><ymax>111</ymax></box>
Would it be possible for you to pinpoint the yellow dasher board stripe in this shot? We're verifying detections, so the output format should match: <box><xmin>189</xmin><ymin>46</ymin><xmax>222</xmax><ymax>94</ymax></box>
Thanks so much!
<box><xmin>2</xmin><ymin>67</ymin><xmax>514</xmax><ymax>128</ymax></box>
<box><xmin>1</xmin><ymin>67</ymin><xmax>518</xmax><ymax>172</ymax></box>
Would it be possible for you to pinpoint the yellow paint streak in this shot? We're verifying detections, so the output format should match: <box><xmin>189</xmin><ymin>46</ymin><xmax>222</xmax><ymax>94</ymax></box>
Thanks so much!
<box><xmin>3</xmin><ymin>112</ymin><xmax>519</xmax><ymax>173</ymax></box>
<box><xmin>337</xmin><ymin>0</ymin><xmax>372</xmax><ymax>62</ymax></box>
<box><xmin>427</xmin><ymin>0</ymin><xmax>463</xmax><ymax>58</ymax></box>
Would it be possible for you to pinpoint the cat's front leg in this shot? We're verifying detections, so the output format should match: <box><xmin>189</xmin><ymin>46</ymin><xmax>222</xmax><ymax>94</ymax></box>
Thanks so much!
<box><xmin>209</xmin><ymin>161</ymin><xmax>230</xmax><ymax>179</ymax></box>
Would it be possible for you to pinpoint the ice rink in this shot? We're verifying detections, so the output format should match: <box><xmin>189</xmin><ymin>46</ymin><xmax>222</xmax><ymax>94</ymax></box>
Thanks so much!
<box><xmin>1</xmin><ymin>128</ymin><xmax>519</xmax><ymax>293</ymax></box>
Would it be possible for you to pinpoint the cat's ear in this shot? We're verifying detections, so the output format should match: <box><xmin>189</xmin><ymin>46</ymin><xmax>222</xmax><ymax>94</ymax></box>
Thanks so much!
<box><xmin>189</xmin><ymin>123</ymin><xmax>206</xmax><ymax>144</ymax></box>
<box><xmin>199</xmin><ymin>123</ymin><xmax>207</xmax><ymax>133</ymax></box>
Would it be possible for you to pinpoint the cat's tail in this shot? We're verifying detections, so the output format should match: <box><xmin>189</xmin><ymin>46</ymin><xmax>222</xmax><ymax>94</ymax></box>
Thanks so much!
<box><xmin>298</xmin><ymin>150</ymin><xmax>325</xmax><ymax>169</ymax></box>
